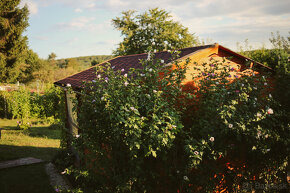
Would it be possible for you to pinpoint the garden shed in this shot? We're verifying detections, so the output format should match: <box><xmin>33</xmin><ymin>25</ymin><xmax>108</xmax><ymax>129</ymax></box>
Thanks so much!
<box><xmin>54</xmin><ymin>43</ymin><xmax>272</xmax><ymax>139</ymax></box>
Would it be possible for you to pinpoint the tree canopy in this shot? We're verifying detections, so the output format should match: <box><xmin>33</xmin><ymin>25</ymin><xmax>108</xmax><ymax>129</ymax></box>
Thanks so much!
<box><xmin>0</xmin><ymin>0</ymin><xmax>30</xmax><ymax>83</ymax></box>
<box><xmin>112</xmin><ymin>8</ymin><xmax>199</xmax><ymax>56</ymax></box>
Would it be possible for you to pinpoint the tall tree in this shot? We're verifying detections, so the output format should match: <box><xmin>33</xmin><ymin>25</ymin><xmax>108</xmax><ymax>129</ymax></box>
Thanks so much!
<box><xmin>112</xmin><ymin>8</ymin><xmax>199</xmax><ymax>56</ymax></box>
<box><xmin>48</xmin><ymin>52</ymin><xmax>57</xmax><ymax>61</ymax></box>
<box><xmin>0</xmin><ymin>0</ymin><xmax>29</xmax><ymax>83</ymax></box>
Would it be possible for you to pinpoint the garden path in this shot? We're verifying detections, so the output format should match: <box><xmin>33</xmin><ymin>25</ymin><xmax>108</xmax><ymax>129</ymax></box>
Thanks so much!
<box><xmin>0</xmin><ymin>157</ymin><xmax>44</xmax><ymax>169</ymax></box>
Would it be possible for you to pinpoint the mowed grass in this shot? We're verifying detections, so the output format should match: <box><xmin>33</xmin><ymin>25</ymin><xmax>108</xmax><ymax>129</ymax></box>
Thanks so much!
<box><xmin>0</xmin><ymin>118</ymin><xmax>60</xmax><ymax>161</ymax></box>
<box><xmin>0</xmin><ymin>118</ymin><xmax>61</xmax><ymax>193</ymax></box>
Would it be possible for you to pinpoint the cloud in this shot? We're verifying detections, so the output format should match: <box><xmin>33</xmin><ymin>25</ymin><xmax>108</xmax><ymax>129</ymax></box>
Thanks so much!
<box><xmin>20</xmin><ymin>0</ymin><xmax>38</xmax><ymax>15</ymax></box>
<box><xmin>56</xmin><ymin>16</ymin><xmax>95</xmax><ymax>30</ymax></box>
<box><xmin>34</xmin><ymin>36</ymin><xmax>49</xmax><ymax>41</ymax></box>
<box><xmin>30</xmin><ymin>0</ymin><xmax>290</xmax><ymax>58</ymax></box>
<box><xmin>74</xmin><ymin>8</ymin><xmax>83</xmax><ymax>13</ymax></box>
<box><xmin>56</xmin><ymin>16</ymin><xmax>112</xmax><ymax>33</ymax></box>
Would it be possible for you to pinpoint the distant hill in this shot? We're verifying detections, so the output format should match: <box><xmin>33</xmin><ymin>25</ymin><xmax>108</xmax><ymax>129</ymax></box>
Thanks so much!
<box><xmin>57</xmin><ymin>55</ymin><xmax>113</xmax><ymax>69</ymax></box>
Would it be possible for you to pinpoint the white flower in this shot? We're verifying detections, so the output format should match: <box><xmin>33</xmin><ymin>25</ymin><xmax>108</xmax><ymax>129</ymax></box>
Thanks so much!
<box><xmin>194</xmin><ymin>151</ymin><xmax>199</xmax><ymax>155</ymax></box>
<box><xmin>241</xmin><ymin>83</ymin><xmax>244</xmax><ymax>87</ymax></box>
<box><xmin>124</xmin><ymin>73</ymin><xmax>127</xmax><ymax>77</ymax></box>
<box><xmin>209</xmin><ymin>137</ymin><xmax>215</xmax><ymax>142</ymax></box>
<box><xmin>146</xmin><ymin>94</ymin><xmax>151</xmax><ymax>98</ymax></box>
<box><xmin>257</xmin><ymin>130</ymin><xmax>261</xmax><ymax>138</ymax></box>
<box><xmin>269</xmin><ymin>94</ymin><xmax>272</xmax><ymax>98</ymax></box>
<box><xmin>154</xmin><ymin>49</ymin><xmax>157</xmax><ymax>52</ymax></box>
<box><xmin>148</xmin><ymin>68</ymin><xmax>153</xmax><ymax>72</ymax></box>
<box><xmin>61</xmin><ymin>170</ymin><xmax>66</xmax><ymax>175</ymax></box>
<box><xmin>265</xmin><ymin>134</ymin><xmax>269</xmax><ymax>138</ymax></box>
<box><xmin>112</xmin><ymin>66</ymin><xmax>115</xmax><ymax>69</ymax></box>
<box><xmin>264</xmin><ymin>82</ymin><xmax>268</xmax><ymax>86</ymax></box>
<box><xmin>124</xmin><ymin>81</ymin><xmax>129</xmax><ymax>86</ymax></box>
<box><xmin>266</xmin><ymin>149</ymin><xmax>270</xmax><ymax>152</ymax></box>
<box><xmin>140</xmin><ymin>73</ymin><xmax>145</xmax><ymax>77</ymax></box>
<box><xmin>215</xmin><ymin>82</ymin><xmax>219</xmax><ymax>85</ymax></box>
<box><xmin>101</xmin><ymin>97</ymin><xmax>105</xmax><ymax>101</ymax></box>
<box><xmin>267</xmin><ymin>108</ymin><xmax>273</xmax><ymax>115</ymax></box>
<box><xmin>152</xmin><ymin>42</ymin><xmax>156</xmax><ymax>45</ymax></box>
<box><xmin>130</xmin><ymin>107</ymin><xmax>136</xmax><ymax>111</ymax></box>
<box><xmin>253</xmin><ymin>87</ymin><xmax>257</xmax><ymax>90</ymax></box>
<box><xmin>228</xmin><ymin>124</ymin><xmax>233</xmax><ymax>128</ymax></box>
<box><xmin>66</xmin><ymin>83</ymin><xmax>71</xmax><ymax>87</ymax></box>
<box><xmin>147</xmin><ymin>54</ymin><xmax>151</xmax><ymax>61</ymax></box>
<box><xmin>161</xmin><ymin>59</ymin><xmax>164</xmax><ymax>63</ymax></box>
<box><xmin>167</xmin><ymin>50</ymin><xmax>171</xmax><ymax>53</ymax></box>
<box><xmin>256</xmin><ymin>112</ymin><xmax>262</xmax><ymax>117</ymax></box>
<box><xmin>97</xmin><ymin>74</ymin><xmax>101</xmax><ymax>79</ymax></box>
<box><xmin>121</xmin><ymin>69</ymin><xmax>125</xmax><ymax>72</ymax></box>
<box><xmin>138</xmin><ymin>85</ymin><xmax>141</xmax><ymax>88</ymax></box>
<box><xmin>76</xmin><ymin>135</ymin><xmax>80</xmax><ymax>138</ymax></box>
<box><xmin>183</xmin><ymin>176</ymin><xmax>189</xmax><ymax>181</ymax></box>
<box><xmin>92</xmin><ymin>80</ymin><xmax>96</xmax><ymax>83</ymax></box>
<box><xmin>254</xmin><ymin>97</ymin><xmax>257</xmax><ymax>101</ymax></box>
<box><xmin>153</xmin><ymin>90</ymin><xmax>157</xmax><ymax>93</ymax></box>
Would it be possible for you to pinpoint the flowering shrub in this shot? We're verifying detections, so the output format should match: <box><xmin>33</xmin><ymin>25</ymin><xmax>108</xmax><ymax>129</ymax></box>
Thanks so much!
<box><xmin>16</xmin><ymin>119</ymin><xmax>31</xmax><ymax>130</ymax></box>
<box><xmin>69</xmin><ymin>53</ymin><xmax>289</xmax><ymax>192</ymax></box>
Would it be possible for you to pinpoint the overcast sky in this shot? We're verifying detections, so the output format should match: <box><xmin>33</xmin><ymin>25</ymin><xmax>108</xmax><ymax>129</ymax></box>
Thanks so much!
<box><xmin>21</xmin><ymin>0</ymin><xmax>290</xmax><ymax>59</ymax></box>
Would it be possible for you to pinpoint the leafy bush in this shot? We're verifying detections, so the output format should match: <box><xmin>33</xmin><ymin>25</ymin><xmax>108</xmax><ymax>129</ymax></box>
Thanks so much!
<box><xmin>0</xmin><ymin>85</ymin><xmax>65</xmax><ymax>122</ymax></box>
<box><xmin>67</xmin><ymin>51</ymin><xmax>289</xmax><ymax>192</ymax></box>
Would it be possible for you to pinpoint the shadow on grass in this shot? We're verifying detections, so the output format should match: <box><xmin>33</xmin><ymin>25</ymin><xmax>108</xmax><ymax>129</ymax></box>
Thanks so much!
<box><xmin>0</xmin><ymin>145</ymin><xmax>60</xmax><ymax>162</ymax></box>
<box><xmin>26</xmin><ymin>126</ymin><xmax>61</xmax><ymax>140</ymax></box>
<box><xmin>1</xmin><ymin>126</ymin><xmax>18</xmax><ymax>130</ymax></box>
<box><xmin>1</xmin><ymin>126</ymin><xmax>61</xmax><ymax>140</ymax></box>
<box><xmin>0</xmin><ymin>163</ymin><xmax>55</xmax><ymax>193</ymax></box>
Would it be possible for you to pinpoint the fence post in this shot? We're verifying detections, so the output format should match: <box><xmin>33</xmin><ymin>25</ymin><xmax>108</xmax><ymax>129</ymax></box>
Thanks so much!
<box><xmin>4</xmin><ymin>94</ymin><xmax>7</xmax><ymax>118</ymax></box>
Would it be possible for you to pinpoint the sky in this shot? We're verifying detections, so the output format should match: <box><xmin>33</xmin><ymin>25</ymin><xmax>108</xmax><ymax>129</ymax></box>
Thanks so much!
<box><xmin>20</xmin><ymin>0</ymin><xmax>290</xmax><ymax>59</ymax></box>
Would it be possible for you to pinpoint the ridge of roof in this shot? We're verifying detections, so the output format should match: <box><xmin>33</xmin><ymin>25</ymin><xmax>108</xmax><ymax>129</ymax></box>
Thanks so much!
<box><xmin>116</xmin><ymin>44</ymin><xmax>215</xmax><ymax>58</ymax></box>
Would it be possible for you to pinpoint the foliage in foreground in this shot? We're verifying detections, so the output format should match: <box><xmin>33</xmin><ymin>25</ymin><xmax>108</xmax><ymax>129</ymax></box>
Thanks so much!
<box><xmin>63</xmin><ymin>49</ymin><xmax>289</xmax><ymax>192</ymax></box>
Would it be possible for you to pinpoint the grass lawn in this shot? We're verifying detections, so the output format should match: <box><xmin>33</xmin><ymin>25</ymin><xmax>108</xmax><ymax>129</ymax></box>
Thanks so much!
<box><xmin>0</xmin><ymin>118</ymin><xmax>60</xmax><ymax>161</ymax></box>
<box><xmin>0</xmin><ymin>118</ymin><xmax>61</xmax><ymax>193</ymax></box>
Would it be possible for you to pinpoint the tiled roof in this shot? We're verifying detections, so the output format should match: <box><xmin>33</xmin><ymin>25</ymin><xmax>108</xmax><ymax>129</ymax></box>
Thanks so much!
<box><xmin>54</xmin><ymin>45</ymin><xmax>215</xmax><ymax>89</ymax></box>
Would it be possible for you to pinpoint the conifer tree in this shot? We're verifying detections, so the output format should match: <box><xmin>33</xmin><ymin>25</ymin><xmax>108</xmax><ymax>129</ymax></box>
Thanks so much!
<box><xmin>112</xmin><ymin>8</ymin><xmax>199</xmax><ymax>56</ymax></box>
<box><xmin>0</xmin><ymin>0</ymin><xmax>29</xmax><ymax>83</ymax></box>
